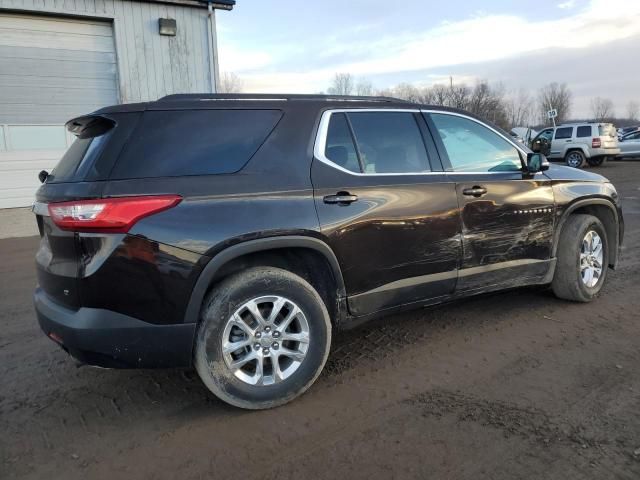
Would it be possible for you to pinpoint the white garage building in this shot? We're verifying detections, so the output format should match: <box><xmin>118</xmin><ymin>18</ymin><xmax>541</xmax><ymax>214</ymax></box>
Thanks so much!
<box><xmin>0</xmin><ymin>0</ymin><xmax>234</xmax><ymax>209</ymax></box>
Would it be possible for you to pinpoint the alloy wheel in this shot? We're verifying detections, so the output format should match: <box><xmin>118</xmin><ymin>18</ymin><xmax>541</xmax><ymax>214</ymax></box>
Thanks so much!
<box><xmin>567</xmin><ymin>152</ymin><xmax>583</xmax><ymax>168</ymax></box>
<box><xmin>580</xmin><ymin>230</ymin><xmax>604</xmax><ymax>288</ymax></box>
<box><xmin>221</xmin><ymin>296</ymin><xmax>310</xmax><ymax>386</ymax></box>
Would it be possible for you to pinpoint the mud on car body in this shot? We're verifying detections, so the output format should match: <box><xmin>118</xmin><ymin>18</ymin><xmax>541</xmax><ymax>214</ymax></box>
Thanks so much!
<box><xmin>33</xmin><ymin>94</ymin><xmax>624</xmax><ymax>409</ymax></box>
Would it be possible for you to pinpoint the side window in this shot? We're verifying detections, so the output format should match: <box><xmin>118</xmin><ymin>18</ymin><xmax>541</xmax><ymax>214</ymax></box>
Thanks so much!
<box><xmin>323</xmin><ymin>111</ymin><xmax>431</xmax><ymax>174</ymax></box>
<box><xmin>324</xmin><ymin>113</ymin><xmax>361</xmax><ymax>173</ymax></box>
<box><xmin>430</xmin><ymin>113</ymin><xmax>522</xmax><ymax>172</ymax></box>
<box><xmin>346</xmin><ymin>112</ymin><xmax>430</xmax><ymax>173</ymax></box>
<box><xmin>576</xmin><ymin>126</ymin><xmax>591</xmax><ymax>138</ymax></box>
<box><xmin>555</xmin><ymin>127</ymin><xmax>573</xmax><ymax>140</ymax></box>
<box><xmin>626</xmin><ymin>132</ymin><xmax>640</xmax><ymax>140</ymax></box>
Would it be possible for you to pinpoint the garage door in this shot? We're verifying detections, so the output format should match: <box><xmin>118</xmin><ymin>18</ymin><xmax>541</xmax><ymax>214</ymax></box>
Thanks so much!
<box><xmin>0</xmin><ymin>13</ymin><xmax>118</xmax><ymax>208</ymax></box>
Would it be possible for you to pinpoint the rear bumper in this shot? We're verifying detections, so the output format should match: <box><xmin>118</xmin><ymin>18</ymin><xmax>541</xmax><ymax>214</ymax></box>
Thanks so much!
<box><xmin>34</xmin><ymin>288</ymin><xmax>195</xmax><ymax>368</ymax></box>
<box><xmin>590</xmin><ymin>148</ymin><xmax>620</xmax><ymax>157</ymax></box>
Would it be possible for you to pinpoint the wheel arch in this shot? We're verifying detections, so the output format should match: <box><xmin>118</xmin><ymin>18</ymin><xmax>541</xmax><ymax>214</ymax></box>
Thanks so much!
<box><xmin>564</xmin><ymin>146</ymin><xmax>589</xmax><ymax>159</ymax></box>
<box><xmin>553</xmin><ymin>198</ymin><xmax>620</xmax><ymax>268</ymax></box>
<box><xmin>183</xmin><ymin>236</ymin><xmax>347</xmax><ymax>328</ymax></box>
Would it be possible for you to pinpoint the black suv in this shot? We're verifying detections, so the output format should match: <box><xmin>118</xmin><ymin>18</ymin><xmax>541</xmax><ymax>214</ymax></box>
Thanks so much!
<box><xmin>33</xmin><ymin>94</ymin><xmax>624</xmax><ymax>409</ymax></box>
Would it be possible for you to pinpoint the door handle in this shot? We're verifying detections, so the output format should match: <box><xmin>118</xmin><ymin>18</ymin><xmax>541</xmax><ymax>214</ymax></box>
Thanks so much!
<box><xmin>462</xmin><ymin>186</ymin><xmax>487</xmax><ymax>197</ymax></box>
<box><xmin>323</xmin><ymin>193</ymin><xmax>358</xmax><ymax>205</ymax></box>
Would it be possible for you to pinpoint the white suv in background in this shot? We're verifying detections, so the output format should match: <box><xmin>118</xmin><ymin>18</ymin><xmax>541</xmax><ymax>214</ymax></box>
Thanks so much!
<box><xmin>531</xmin><ymin>123</ymin><xmax>619</xmax><ymax>168</ymax></box>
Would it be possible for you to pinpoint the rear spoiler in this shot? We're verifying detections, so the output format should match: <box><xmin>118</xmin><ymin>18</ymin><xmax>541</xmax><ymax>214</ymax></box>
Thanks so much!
<box><xmin>65</xmin><ymin>114</ymin><xmax>116</xmax><ymax>139</ymax></box>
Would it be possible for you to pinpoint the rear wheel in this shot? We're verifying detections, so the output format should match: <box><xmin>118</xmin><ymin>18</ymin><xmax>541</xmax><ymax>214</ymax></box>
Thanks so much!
<box><xmin>194</xmin><ymin>267</ymin><xmax>331</xmax><ymax>409</ymax></box>
<box><xmin>565</xmin><ymin>150</ymin><xmax>585</xmax><ymax>168</ymax></box>
<box><xmin>552</xmin><ymin>214</ymin><xmax>608</xmax><ymax>302</ymax></box>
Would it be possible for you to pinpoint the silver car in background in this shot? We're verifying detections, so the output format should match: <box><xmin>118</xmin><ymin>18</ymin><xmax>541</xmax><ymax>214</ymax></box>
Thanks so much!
<box><xmin>618</xmin><ymin>130</ymin><xmax>640</xmax><ymax>158</ymax></box>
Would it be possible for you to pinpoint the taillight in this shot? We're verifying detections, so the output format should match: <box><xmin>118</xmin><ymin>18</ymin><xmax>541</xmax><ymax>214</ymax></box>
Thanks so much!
<box><xmin>592</xmin><ymin>138</ymin><xmax>601</xmax><ymax>148</ymax></box>
<box><xmin>48</xmin><ymin>195</ymin><xmax>182</xmax><ymax>233</ymax></box>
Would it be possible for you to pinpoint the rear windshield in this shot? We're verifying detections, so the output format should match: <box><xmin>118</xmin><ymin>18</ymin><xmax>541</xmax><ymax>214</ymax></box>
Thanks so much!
<box><xmin>47</xmin><ymin>118</ymin><xmax>115</xmax><ymax>183</ymax></box>
<box><xmin>47</xmin><ymin>113</ymin><xmax>139</xmax><ymax>183</ymax></box>
<box><xmin>109</xmin><ymin>109</ymin><xmax>282</xmax><ymax>179</ymax></box>
<box><xmin>598</xmin><ymin>124</ymin><xmax>616</xmax><ymax>137</ymax></box>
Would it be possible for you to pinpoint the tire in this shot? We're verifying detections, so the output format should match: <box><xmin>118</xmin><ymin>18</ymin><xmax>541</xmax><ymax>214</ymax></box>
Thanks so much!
<box><xmin>587</xmin><ymin>156</ymin><xmax>605</xmax><ymax>167</ymax></box>
<box><xmin>565</xmin><ymin>150</ymin><xmax>586</xmax><ymax>168</ymax></box>
<box><xmin>552</xmin><ymin>214</ymin><xmax>608</xmax><ymax>302</ymax></box>
<box><xmin>194</xmin><ymin>267</ymin><xmax>332</xmax><ymax>409</ymax></box>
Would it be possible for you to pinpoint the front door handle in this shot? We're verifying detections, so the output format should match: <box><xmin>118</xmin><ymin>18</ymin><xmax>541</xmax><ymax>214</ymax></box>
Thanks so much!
<box><xmin>462</xmin><ymin>186</ymin><xmax>487</xmax><ymax>197</ymax></box>
<box><xmin>323</xmin><ymin>193</ymin><xmax>358</xmax><ymax>205</ymax></box>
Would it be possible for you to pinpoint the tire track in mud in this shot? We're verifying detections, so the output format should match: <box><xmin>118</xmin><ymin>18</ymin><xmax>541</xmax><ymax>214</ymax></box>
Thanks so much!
<box><xmin>407</xmin><ymin>389</ymin><xmax>639</xmax><ymax>479</ymax></box>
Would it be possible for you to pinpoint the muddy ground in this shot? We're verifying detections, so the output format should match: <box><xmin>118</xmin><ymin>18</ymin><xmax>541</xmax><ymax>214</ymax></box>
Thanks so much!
<box><xmin>1</xmin><ymin>161</ymin><xmax>639</xmax><ymax>479</ymax></box>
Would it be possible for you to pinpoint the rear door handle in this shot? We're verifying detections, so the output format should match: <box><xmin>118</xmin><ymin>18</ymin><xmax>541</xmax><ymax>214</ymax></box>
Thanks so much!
<box><xmin>323</xmin><ymin>193</ymin><xmax>358</xmax><ymax>205</ymax></box>
<box><xmin>462</xmin><ymin>186</ymin><xmax>487</xmax><ymax>197</ymax></box>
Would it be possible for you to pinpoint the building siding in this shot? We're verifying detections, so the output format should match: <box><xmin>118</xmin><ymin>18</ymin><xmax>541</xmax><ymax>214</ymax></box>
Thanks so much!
<box><xmin>0</xmin><ymin>0</ymin><xmax>216</xmax><ymax>104</ymax></box>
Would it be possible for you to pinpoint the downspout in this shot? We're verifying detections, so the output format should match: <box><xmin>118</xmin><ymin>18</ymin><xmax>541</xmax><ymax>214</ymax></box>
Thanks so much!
<box><xmin>206</xmin><ymin>2</ymin><xmax>219</xmax><ymax>93</ymax></box>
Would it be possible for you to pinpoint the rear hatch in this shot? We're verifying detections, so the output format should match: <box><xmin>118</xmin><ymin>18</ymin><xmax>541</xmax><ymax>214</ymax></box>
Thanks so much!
<box><xmin>599</xmin><ymin>123</ymin><xmax>619</xmax><ymax>150</ymax></box>
<box><xmin>34</xmin><ymin>112</ymin><xmax>140</xmax><ymax>308</ymax></box>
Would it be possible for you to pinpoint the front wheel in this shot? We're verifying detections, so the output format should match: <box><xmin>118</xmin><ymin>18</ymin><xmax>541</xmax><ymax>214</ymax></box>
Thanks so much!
<box><xmin>194</xmin><ymin>267</ymin><xmax>332</xmax><ymax>409</ymax></box>
<box><xmin>552</xmin><ymin>214</ymin><xmax>608</xmax><ymax>302</ymax></box>
<box><xmin>565</xmin><ymin>150</ymin><xmax>586</xmax><ymax>168</ymax></box>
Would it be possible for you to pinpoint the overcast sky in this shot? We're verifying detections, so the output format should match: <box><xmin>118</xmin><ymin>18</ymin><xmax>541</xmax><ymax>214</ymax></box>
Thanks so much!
<box><xmin>216</xmin><ymin>0</ymin><xmax>640</xmax><ymax>118</ymax></box>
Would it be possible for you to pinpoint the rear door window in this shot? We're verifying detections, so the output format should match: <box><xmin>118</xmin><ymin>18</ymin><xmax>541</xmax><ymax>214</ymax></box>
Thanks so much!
<box><xmin>554</xmin><ymin>127</ymin><xmax>573</xmax><ymax>140</ymax></box>
<box><xmin>323</xmin><ymin>111</ymin><xmax>431</xmax><ymax>174</ymax></box>
<box><xmin>324</xmin><ymin>113</ymin><xmax>361</xmax><ymax>173</ymax></box>
<box><xmin>110</xmin><ymin>109</ymin><xmax>282</xmax><ymax>179</ymax></box>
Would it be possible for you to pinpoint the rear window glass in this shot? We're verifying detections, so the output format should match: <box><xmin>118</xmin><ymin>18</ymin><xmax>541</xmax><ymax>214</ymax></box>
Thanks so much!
<box><xmin>576</xmin><ymin>126</ymin><xmax>591</xmax><ymax>138</ymax></box>
<box><xmin>110</xmin><ymin>109</ymin><xmax>282</xmax><ymax>179</ymax></box>
<box><xmin>47</xmin><ymin>137</ymin><xmax>93</xmax><ymax>183</ymax></box>
<box><xmin>598</xmin><ymin>124</ymin><xmax>616</xmax><ymax>137</ymax></box>
<box><xmin>555</xmin><ymin>127</ymin><xmax>573</xmax><ymax>139</ymax></box>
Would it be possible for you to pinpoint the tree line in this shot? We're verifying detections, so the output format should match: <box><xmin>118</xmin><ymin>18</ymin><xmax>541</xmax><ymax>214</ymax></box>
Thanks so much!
<box><xmin>218</xmin><ymin>71</ymin><xmax>639</xmax><ymax>131</ymax></box>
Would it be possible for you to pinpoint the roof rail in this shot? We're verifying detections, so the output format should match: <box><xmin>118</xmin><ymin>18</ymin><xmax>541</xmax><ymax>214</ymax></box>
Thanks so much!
<box><xmin>158</xmin><ymin>93</ymin><xmax>407</xmax><ymax>103</ymax></box>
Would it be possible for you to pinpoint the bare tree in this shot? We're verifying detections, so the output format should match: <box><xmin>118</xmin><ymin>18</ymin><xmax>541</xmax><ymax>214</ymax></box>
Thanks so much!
<box><xmin>627</xmin><ymin>100</ymin><xmax>639</xmax><ymax>121</ymax></box>
<box><xmin>218</xmin><ymin>72</ymin><xmax>244</xmax><ymax>93</ymax></box>
<box><xmin>467</xmin><ymin>81</ymin><xmax>508</xmax><ymax>127</ymax></box>
<box><xmin>355</xmin><ymin>78</ymin><xmax>374</xmax><ymax>96</ymax></box>
<box><xmin>590</xmin><ymin>97</ymin><xmax>614</xmax><ymax>121</ymax></box>
<box><xmin>392</xmin><ymin>83</ymin><xmax>422</xmax><ymax>103</ymax></box>
<box><xmin>430</xmin><ymin>84</ymin><xmax>450</xmax><ymax>106</ymax></box>
<box><xmin>327</xmin><ymin>73</ymin><xmax>354</xmax><ymax>95</ymax></box>
<box><xmin>538</xmin><ymin>82</ymin><xmax>572</xmax><ymax>124</ymax></box>
<box><xmin>505</xmin><ymin>89</ymin><xmax>534</xmax><ymax>128</ymax></box>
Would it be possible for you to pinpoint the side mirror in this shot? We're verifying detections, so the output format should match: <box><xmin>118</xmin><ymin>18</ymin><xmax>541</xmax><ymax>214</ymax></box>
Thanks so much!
<box><xmin>526</xmin><ymin>152</ymin><xmax>549</xmax><ymax>173</ymax></box>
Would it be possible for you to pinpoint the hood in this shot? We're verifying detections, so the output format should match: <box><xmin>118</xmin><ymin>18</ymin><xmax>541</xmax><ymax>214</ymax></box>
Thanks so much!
<box><xmin>543</xmin><ymin>163</ymin><xmax>608</xmax><ymax>183</ymax></box>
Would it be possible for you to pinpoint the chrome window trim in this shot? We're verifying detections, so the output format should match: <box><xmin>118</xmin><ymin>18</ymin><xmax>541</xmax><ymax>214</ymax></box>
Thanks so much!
<box><xmin>314</xmin><ymin>108</ymin><xmax>540</xmax><ymax>177</ymax></box>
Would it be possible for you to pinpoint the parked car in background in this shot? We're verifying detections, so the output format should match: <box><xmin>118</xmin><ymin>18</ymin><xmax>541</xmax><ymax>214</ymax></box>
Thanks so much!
<box><xmin>511</xmin><ymin>127</ymin><xmax>537</xmax><ymax>145</ymax></box>
<box><xmin>617</xmin><ymin>125</ymin><xmax>640</xmax><ymax>140</ymax></box>
<box><xmin>33</xmin><ymin>94</ymin><xmax>624</xmax><ymax>409</ymax></box>
<box><xmin>530</xmin><ymin>123</ymin><xmax>619</xmax><ymax>168</ymax></box>
<box><xmin>617</xmin><ymin>130</ymin><xmax>640</xmax><ymax>158</ymax></box>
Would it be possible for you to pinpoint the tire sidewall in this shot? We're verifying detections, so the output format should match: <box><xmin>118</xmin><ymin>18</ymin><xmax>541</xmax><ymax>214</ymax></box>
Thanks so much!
<box><xmin>195</xmin><ymin>268</ymin><xmax>331</xmax><ymax>409</ymax></box>
<box><xmin>573</xmin><ymin>219</ymin><xmax>609</xmax><ymax>299</ymax></box>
